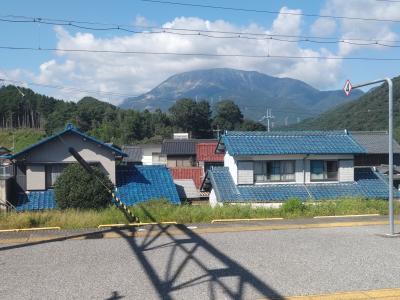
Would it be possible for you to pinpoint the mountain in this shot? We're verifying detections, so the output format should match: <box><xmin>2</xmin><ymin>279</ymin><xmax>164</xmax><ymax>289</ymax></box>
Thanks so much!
<box><xmin>287</xmin><ymin>75</ymin><xmax>400</xmax><ymax>136</ymax></box>
<box><xmin>120</xmin><ymin>68</ymin><xmax>363</xmax><ymax>125</ymax></box>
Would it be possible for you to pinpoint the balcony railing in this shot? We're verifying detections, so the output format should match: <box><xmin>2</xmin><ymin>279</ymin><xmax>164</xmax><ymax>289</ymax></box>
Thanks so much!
<box><xmin>0</xmin><ymin>165</ymin><xmax>13</xmax><ymax>178</ymax></box>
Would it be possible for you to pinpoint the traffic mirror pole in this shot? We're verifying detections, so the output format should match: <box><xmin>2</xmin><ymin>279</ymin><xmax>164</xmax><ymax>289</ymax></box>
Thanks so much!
<box><xmin>346</xmin><ymin>78</ymin><xmax>395</xmax><ymax>236</ymax></box>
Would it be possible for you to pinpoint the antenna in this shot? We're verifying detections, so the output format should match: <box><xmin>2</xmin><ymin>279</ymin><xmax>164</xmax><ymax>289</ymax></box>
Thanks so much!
<box><xmin>259</xmin><ymin>108</ymin><xmax>274</xmax><ymax>132</ymax></box>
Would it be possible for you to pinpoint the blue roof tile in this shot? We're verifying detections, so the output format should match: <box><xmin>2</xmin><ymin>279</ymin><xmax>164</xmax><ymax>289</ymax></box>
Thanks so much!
<box><xmin>115</xmin><ymin>165</ymin><xmax>180</xmax><ymax>205</ymax></box>
<box><xmin>15</xmin><ymin>165</ymin><xmax>180</xmax><ymax>211</ymax></box>
<box><xmin>16</xmin><ymin>190</ymin><xmax>57</xmax><ymax>212</ymax></box>
<box><xmin>203</xmin><ymin>167</ymin><xmax>398</xmax><ymax>203</ymax></box>
<box><xmin>219</xmin><ymin>131</ymin><xmax>366</xmax><ymax>156</ymax></box>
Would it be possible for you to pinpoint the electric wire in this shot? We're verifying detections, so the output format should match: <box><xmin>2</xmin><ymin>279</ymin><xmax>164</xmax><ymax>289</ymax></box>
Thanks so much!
<box><xmin>1</xmin><ymin>45</ymin><xmax>399</xmax><ymax>61</ymax></box>
<box><xmin>140</xmin><ymin>0</ymin><xmax>400</xmax><ymax>23</ymax></box>
<box><xmin>1</xmin><ymin>15</ymin><xmax>400</xmax><ymax>45</ymax></box>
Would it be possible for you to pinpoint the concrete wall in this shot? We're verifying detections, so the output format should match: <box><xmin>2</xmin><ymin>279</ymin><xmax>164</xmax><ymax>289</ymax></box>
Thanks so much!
<box><xmin>0</xmin><ymin>179</ymin><xmax>12</xmax><ymax>210</ymax></box>
<box><xmin>142</xmin><ymin>155</ymin><xmax>153</xmax><ymax>165</ymax></box>
<box><xmin>141</xmin><ymin>144</ymin><xmax>165</xmax><ymax>165</ymax></box>
<box><xmin>209</xmin><ymin>189</ymin><xmax>218</xmax><ymax>208</ymax></box>
<box><xmin>21</xmin><ymin>132</ymin><xmax>117</xmax><ymax>189</ymax></box>
<box><xmin>339</xmin><ymin>160</ymin><xmax>354</xmax><ymax>182</ymax></box>
<box><xmin>0</xmin><ymin>179</ymin><xmax>7</xmax><ymax>209</ymax></box>
<box><xmin>26</xmin><ymin>165</ymin><xmax>46</xmax><ymax>190</ymax></box>
<box><xmin>237</xmin><ymin>161</ymin><xmax>254</xmax><ymax>185</ymax></box>
<box><xmin>224</xmin><ymin>152</ymin><xmax>238</xmax><ymax>184</ymax></box>
<box><xmin>295</xmin><ymin>160</ymin><xmax>305</xmax><ymax>183</ymax></box>
<box><xmin>225</xmin><ymin>154</ymin><xmax>355</xmax><ymax>185</ymax></box>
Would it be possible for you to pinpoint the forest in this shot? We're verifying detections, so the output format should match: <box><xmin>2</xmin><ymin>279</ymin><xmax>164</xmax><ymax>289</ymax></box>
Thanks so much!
<box><xmin>0</xmin><ymin>85</ymin><xmax>266</xmax><ymax>146</ymax></box>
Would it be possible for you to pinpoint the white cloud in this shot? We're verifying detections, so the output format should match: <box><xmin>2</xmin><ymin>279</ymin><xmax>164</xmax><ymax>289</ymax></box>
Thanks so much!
<box><xmin>19</xmin><ymin>8</ymin><xmax>344</xmax><ymax>104</ymax></box>
<box><xmin>12</xmin><ymin>3</ymin><xmax>400</xmax><ymax>104</ymax></box>
<box><xmin>314</xmin><ymin>0</ymin><xmax>400</xmax><ymax>55</ymax></box>
<box><xmin>310</xmin><ymin>18</ymin><xmax>337</xmax><ymax>37</ymax></box>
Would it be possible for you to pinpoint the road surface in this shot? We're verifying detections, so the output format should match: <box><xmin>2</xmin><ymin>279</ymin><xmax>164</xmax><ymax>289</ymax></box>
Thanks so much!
<box><xmin>1</xmin><ymin>221</ymin><xmax>400</xmax><ymax>299</ymax></box>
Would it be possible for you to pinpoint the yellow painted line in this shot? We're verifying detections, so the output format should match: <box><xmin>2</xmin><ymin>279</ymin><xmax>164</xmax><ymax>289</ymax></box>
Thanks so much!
<box><xmin>0</xmin><ymin>226</ymin><xmax>61</xmax><ymax>233</ymax></box>
<box><xmin>271</xmin><ymin>287</ymin><xmax>400</xmax><ymax>300</ymax></box>
<box><xmin>211</xmin><ymin>218</ymin><xmax>284</xmax><ymax>224</ymax></box>
<box><xmin>314</xmin><ymin>214</ymin><xmax>380</xmax><ymax>219</ymax></box>
<box><xmin>1</xmin><ymin>220</ymin><xmax>399</xmax><ymax>244</ymax></box>
<box><xmin>97</xmin><ymin>221</ymin><xmax>177</xmax><ymax>228</ymax></box>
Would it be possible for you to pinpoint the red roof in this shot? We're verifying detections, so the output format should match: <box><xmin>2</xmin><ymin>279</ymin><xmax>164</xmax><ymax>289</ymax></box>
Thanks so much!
<box><xmin>196</xmin><ymin>142</ymin><xmax>224</xmax><ymax>162</ymax></box>
<box><xmin>170</xmin><ymin>167</ymin><xmax>204</xmax><ymax>189</ymax></box>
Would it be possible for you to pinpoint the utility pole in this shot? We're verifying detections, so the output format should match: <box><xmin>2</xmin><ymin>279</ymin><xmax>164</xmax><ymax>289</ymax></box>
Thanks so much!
<box><xmin>259</xmin><ymin>108</ymin><xmax>274</xmax><ymax>132</ymax></box>
<box><xmin>344</xmin><ymin>78</ymin><xmax>397</xmax><ymax>236</ymax></box>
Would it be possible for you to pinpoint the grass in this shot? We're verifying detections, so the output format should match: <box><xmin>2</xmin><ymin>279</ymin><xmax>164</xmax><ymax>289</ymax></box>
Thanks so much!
<box><xmin>1</xmin><ymin>198</ymin><xmax>398</xmax><ymax>230</ymax></box>
<box><xmin>0</xmin><ymin>129</ymin><xmax>45</xmax><ymax>152</ymax></box>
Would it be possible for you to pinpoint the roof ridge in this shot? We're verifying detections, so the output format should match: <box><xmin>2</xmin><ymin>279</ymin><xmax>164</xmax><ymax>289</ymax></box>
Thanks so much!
<box><xmin>225</xmin><ymin>130</ymin><xmax>349</xmax><ymax>136</ymax></box>
<box><xmin>11</xmin><ymin>124</ymin><xmax>127</xmax><ymax>159</ymax></box>
<box><xmin>350</xmin><ymin>131</ymin><xmax>388</xmax><ymax>135</ymax></box>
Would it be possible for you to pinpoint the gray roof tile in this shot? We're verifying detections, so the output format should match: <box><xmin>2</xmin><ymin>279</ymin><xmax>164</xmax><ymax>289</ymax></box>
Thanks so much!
<box><xmin>161</xmin><ymin>139</ymin><xmax>217</xmax><ymax>155</ymax></box>
<box><xmin>350</xmin><ymin>131</ymin><xmax>400</xmax><ymax>154</ymax></box>
<box><xmin>122</xmin><ymin>146</ymin><xmax>143</xmax><ymax>162</ymax></box>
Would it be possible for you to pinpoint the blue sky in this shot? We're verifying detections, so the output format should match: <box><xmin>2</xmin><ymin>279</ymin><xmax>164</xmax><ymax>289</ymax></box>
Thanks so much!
<box><xmin>1</xmin><ymin>0</ymin><xmax>400</xmax><ymax>103</ymax></box>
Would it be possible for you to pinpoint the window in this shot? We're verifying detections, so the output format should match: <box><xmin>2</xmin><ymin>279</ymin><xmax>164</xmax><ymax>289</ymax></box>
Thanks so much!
<box><xmin>254</xmin><ymin>160</ymin><xmax>295</xmax><ymax>183</ymax></box>
<box><xmin>310</xmin><ymin>160</ymin><xmax>338</xmax><ymax>181</ymax></box>
<box><xmin>152</xmin><ymin>152</ymin><xmax>166</xmax><ymax>164</ymax></box>
<box><xmin>45</xmin><ymin>164</ymin><xmax>66</xmax><ymax>188</ymax></box>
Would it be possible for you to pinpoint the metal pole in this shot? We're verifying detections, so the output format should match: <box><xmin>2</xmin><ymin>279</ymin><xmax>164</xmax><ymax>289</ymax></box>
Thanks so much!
<box><xmin>351</xmin><ymin>78</ymin><xmax>395</xmax><ymax>235</ymax></box>
<box><xmin>387</xmin><ymin>78</ymin><xmax>394</xmax><ymax>235</ymax></box>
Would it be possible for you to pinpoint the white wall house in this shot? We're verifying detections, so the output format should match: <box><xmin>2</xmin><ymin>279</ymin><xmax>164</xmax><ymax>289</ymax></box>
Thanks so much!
<box><xmin>11</xmin><ymin>124</ymin><xmax>127</xmax><ymax>191</ymax></box>
<box><xmin>225</xmin><ymin>152</ymin><xmax>355</xmax><ymax>186</ymax></box>
<box><xmin>201</xmin><ymin>131</ymin><xmax>388</xmax><ymax>206</ymax></box>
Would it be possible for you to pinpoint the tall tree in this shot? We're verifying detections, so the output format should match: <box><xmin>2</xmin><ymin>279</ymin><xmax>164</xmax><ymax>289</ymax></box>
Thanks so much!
<box><xmin>169</xmin><ymin>99</ymin><xmax>211</xmax><ymax>138</ymax></box>
<box><xmin>212</xmin><ymin>100</ymin><xmax>243</xmax><ymax>131</ymax></box>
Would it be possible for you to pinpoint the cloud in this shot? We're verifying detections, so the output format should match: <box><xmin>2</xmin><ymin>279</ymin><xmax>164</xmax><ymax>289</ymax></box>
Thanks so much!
<box><xmin>310</xmin><ymin>18</ymin><xmax>336</xmax><ymax>37</ymax></box>
<box><xmin>23</xmin><ymin>8</ymin><xmax>344</xmax><ymax>103</ymax></box>
<box><xmin>313</xmin><ymin>0</ymin><xmax>400</xmax><ymax>55</ymax></box>
<box><xmin>11</xmin><ymin>3</ymin><xmax>396</xmax><ymax>104</ymax></box>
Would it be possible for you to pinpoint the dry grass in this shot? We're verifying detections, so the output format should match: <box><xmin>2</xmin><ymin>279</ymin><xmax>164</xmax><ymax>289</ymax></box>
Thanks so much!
<box><xmin>0</xmin><ymin>198</ymin><xmax>398</xmax><ymax>230</ymax></box>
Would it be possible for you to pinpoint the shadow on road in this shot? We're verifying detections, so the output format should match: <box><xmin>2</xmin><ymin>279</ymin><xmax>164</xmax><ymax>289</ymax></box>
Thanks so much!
<box><xmin>105</xmin><ymin>291</ymin><xmax>124</xmax><ymax>300</ymax></box>
<box><xmin>116</xmin><ymin>206</ymin><xmax>283</xmax><ymax>300</ymax></box>
<box><xmin>0</xmin><ymin>209</ymin><xmax>284</xmax><ymax>300</ymax></box>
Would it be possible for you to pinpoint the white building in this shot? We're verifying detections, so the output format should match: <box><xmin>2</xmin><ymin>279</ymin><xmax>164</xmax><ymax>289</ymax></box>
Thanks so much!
<box><xmin>201</xmin><ymin>131</ymin><xmax>395</xmax><ymax>207</ymax></box>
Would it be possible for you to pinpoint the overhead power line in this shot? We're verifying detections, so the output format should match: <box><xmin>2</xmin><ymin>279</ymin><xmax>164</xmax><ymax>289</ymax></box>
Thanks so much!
<box><xmin>1</xmin><ymin>45</ymin><xmax>399</xmax><ymax>61</ymax></box>
<box><xmin>140</xmin><ymin>0</ymin><xmax>400</xmax><ymax>23</ymax></box>
<box><xmin>1</xmin><ymin>15</ymin><xmax>400</xmax><ymax>45</ymax></box>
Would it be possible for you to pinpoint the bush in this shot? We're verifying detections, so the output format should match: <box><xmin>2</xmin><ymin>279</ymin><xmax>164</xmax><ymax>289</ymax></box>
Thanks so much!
<box><xmin>54</xmin><ymin>164</ymin><xmax>113</xmax><ymax>209</ymax></box>
<box><xmin>281</xmin><ymin>198</ymin><xmax>305</xmax><ymax>214</ymax></box>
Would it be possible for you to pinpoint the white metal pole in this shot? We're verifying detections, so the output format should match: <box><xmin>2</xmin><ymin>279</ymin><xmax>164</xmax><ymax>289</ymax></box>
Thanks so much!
<box><xmin>351</xmin><ymin>78</ymin><xmax>395</xmax><ymax>235</ymax></box>
<box><xmin>387</xmin><ymin>78</ymin><xmax>394</xmax><ymax>235</ymax></box>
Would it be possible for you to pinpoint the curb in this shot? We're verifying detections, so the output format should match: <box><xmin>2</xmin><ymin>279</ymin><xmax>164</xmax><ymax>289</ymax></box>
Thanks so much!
<box><xmin>0</xmin><ymin>226</ymin><xmax>61</xmax><ymax>233</ymax></box>
<box><xmin>211</xmin><ymin>218</ymin><xmax>283</xmax><ymax>223</ymax></box>
<box><xmin>314</xmin><ymin>214</ymin><xmax>380</xmax><ymax>219</ymax></box>
<box><xmin>97</xmin><ymin>221</ymin><xmax>177</xmax><ymax>228</ymax></box>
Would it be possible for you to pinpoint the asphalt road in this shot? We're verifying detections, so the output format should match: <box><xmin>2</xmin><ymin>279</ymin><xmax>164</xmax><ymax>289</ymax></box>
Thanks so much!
<box><xmin>1</xmin><ymin>224</ymin><xmax>400</xmax><ymax>300</ymax></box>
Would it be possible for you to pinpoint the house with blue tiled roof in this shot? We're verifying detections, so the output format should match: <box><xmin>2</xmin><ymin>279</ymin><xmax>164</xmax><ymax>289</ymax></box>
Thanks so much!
<box><xmin>201</xmin><ymin>130</ymin><xmax>398</xmax><ymax>206</ymax></box>
<box><xmin>3</xmin><ymin>124</ymin><xmax>180</xmax><ymax>211</ymax></box>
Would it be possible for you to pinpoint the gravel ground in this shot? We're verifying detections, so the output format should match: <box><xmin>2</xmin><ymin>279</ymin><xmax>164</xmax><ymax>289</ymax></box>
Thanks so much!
<box><xmin>1</xmin><ymin>224</ymin><xmax>400</xmax><ymax>299</ymax></box>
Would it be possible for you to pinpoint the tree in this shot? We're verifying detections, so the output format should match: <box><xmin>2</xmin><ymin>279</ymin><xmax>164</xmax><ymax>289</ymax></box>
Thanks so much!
<box><xmin>54</xmin><ymin>164</ymin><xmax>113</xmax><ymax>209</ymax></box>
<box><xmin>212</xmin><ymin>100</ymin><xmax>243</xmax><ymax>131</ymax></box>
<box><xmin>237</xmin><ymin>119</ymin><xmax>266</xmax><ymax>131</ymax></box>
<box><xmin>169</xmin><ymin>99</ymin><xmax>212</xmax><ymax>138</ymax></box>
